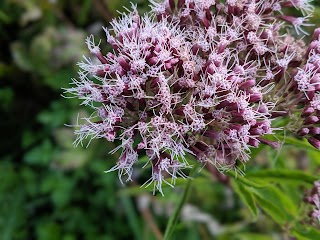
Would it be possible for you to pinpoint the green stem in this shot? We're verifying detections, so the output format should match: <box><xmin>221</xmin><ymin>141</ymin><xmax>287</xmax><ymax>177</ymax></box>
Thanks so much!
<box><xmin>120</xmin><ymin>195</ymin><xmax>142</xmax><ymax>240</ymax></box>
<box><xmin>163</xmin><ymin>169</ymin><xmax>194</xmax><ymax>240</ymax></box>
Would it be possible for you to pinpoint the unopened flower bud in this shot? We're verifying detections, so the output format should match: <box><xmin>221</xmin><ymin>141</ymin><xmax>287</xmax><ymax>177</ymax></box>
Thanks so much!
<box><xmin>249</xmin><ymin>93</ymin><xmax>262</xmax><ymax>103</ymax></box>
<box><xmin>308</xmin><ymin>137</ymin><xmax>320</xmax><ymax>149</ymax></box>
<box><xmin>302</xmin><ymin>107</ymin><xmax>315</xmax><ymax>117</ymax></box>
<box><xmin>298</xmin><ymin>127</ymin><xmax>310</xmax><ymax>136</ymax></box>
<box><xmin>258</xmin><ymin>138</ymin><xmax>281</xmax><ymax>149</ymax></box>
<box><xmin>304</xmin><ymin>116</ymin><xmax>319</xmax><ymax>125</ymax></box>
<box><xmin>312</xmin><ymin>28</ymin><xmax>320</xmax><ymax>41</ymax></box>
<box><xmin>310</xmin><ymin>127</ymin><xmax>320</xmax><ymax>135</ymax></box>
<box><xmin>240</xmin><ymin>79</ymin><xmax>256</xmax><ymax>89</ymax></box>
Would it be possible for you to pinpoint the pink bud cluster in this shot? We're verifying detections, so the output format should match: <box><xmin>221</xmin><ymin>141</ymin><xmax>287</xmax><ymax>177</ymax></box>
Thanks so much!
<box><xmin>305</xmin><ymin>181</ymin><xmax>320</xmax><ymax>226</ymax></box>
<box><xmin>295</xmin><ymin>30</ymin><xmax>320</xmax><ymax>149</ymax></box>
<box><xmin>66</xmin><ymin>0</ymin><xmax>319</xmax><ymax>194</ymax></box>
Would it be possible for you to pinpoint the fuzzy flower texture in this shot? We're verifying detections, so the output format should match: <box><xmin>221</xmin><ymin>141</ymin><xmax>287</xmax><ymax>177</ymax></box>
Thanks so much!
<box><xmin>305</xmin><ymin>181</ymin><xmax>320</xmax><ymax>226</ymax></box>
<box><xmin>66</xmin><ymin>0</ymin><xmax>320</xmax><ymax>194</ymax></box>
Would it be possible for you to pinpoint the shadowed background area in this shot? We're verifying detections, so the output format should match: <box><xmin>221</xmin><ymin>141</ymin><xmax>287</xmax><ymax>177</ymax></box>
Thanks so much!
<box><xmin>1</xmin><ymin>0</ymin><xmax>320</xmax><ymax>239</ymax></box>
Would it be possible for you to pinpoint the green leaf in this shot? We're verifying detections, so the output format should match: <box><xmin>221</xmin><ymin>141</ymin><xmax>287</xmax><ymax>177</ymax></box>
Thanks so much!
<box><xmin>10</xmin><ymin>42</ymin><xmax>33</xmax><ymax>71</ymax></box>
<box><xmin>163</xmin><ymin>172</ymin><xmax>193</xmax><ymax>240</ymax></box>
<box><xmin>252</xmin><ymin>193</ymin><xmax>287</xmax><ymax>225</ymax></box>
<box><xmin>52</xmin><ymin>150</ymin><xmax>89</xmax><ymax>170</ymax></box>
<box><xmin>0</xmin><ymin>87</ymin><xmax>14</xmax><ymax>111</ymax></box>
<box><xmin>36</xmin><ymin>222</ymin><xmax>61</xmax><ymax>240</ymax></box>
<box><xmin>235</xmin><ymin>233</ymin><xmax>275</xmax><ymax>240</ymax></box>
<box><xmin>0</xmin><ymin>10</ymin><xmax>10</xmax><ymax>23</ymax></box>
<box><xmin>246</xmin><ymin>169</ymin><xmax>317</xmax><ymax>185</ymax></box>
<box><xmin>44</xmin><ymin>69</ymin><xmax>73</xmax><ymax>89</ymax></box>
<box><xmin>251</xmin><ymin>185</ymin><xmax>298</xmax><ymax>224</ymax></box>
<box><xmin>272</xmin><ymin>117</ymin><xmax>290</xmax><ymax>128</ymax></box>
<box><xmin>24</xmin><ymin>139</ymin><xmax>54</xmax><ymax>165</ymax></box>
<box><xmin>0</xmin><ymin>189</ymin><xmax>24</xmax><ymax>240</ymax></box>
<box><xmin>226</xmin><ymin>171</ymin><xmax>266</xmax><ymax>189</ymax></box>
<box><xmin>119</xmin><ymin>195</ymin><xmax>142</xmax><ymax>240</ymax></box>
<box><xmin>104</xmin><ymin>0</ymin><xmax>131</xmax><ymax>15</ymax></box>
<box><xmin>250</xmin><ymin>144</ymin><xmax>266</xmax><ymax>159</ymax></box>
<box><xmin>37</xmin><ymin>100</ymin><xmax>74</xmax><ymax>128</ymax></box>
<box><xmin>279</xmin><ymin>184</ymin><xmax>302</xmax><ymax>209</ymax></box>
<box><xmin>308</xmin><ymin>150</ymin><xmax>320</xmax><ymax>165</ymax></box>
<box><xmin>78</xmin><ymin>0</ymin><xmax>91</xmax><ymax>25</ymax></box>
<box><xmin>231</xmin><ymin>179</ymin><xmax>258</xmax><ymax>220</ymax></box>
<box><xmin>292</xmin><ymin>226</ymin><xmax>320</xmax><ymax>240</ymax></box>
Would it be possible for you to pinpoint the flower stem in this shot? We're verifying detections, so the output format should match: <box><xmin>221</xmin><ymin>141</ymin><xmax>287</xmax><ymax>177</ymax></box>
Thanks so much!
<box><xmin>163</xmin><ymin>168</ymin><xmax>194</xmax><ymax>240</ymax></box>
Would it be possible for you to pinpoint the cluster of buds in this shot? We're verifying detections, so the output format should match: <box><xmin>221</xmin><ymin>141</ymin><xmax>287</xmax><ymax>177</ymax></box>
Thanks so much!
<box><xmin>305</xmin><ymin>181</ymin><xmax>320</xmax><ymax>226</ymax></box>
<box><xmin>65</xmin><ymin>0</ymin><xmax>319</xmax><ymax>194</ymax></box>
<box><xmin>295</xmin><ymin>30</ymin><xmax>320</xmax><ymax>148</ymax></box>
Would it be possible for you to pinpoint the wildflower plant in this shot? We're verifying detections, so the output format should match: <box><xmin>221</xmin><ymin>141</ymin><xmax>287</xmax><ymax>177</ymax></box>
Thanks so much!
<box><xmin>65</xmin><ymin>0</ymin><xmax>319</xmax><ymax>192</ymax></box>
<box><xmin>63</xmin><ymin>0</ymin><xmax>320</xmax><ymax>236</ymax></box>
<box><xmin>64</xmin><ymin>0</ymin><xmax>320</xmax><ymax>189</ymax></box>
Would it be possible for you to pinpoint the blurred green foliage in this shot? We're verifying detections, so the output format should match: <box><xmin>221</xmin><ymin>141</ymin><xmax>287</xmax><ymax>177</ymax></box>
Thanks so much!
<box><xmin>1</xmin><ymin>0</ymin><xmax>320</xmax><ymax>239</ymax></box>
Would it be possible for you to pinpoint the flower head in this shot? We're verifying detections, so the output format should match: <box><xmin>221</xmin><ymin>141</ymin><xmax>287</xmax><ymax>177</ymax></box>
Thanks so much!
<box><xmin>65</xmin><ymin>0</ymin><xmax>320</xmax><ymax>194</ymax></box>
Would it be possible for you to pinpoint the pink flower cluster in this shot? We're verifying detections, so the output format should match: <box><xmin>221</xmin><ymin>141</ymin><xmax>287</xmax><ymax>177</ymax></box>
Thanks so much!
<box><xmin>305</xmin><ymin>181</ymin><xmax>320</xmax><ymax>225</ymax></box>
<box><xmin>66</xmin><ymin>0</ymin><xmax>319</xmax><ymax>194</ymax></box>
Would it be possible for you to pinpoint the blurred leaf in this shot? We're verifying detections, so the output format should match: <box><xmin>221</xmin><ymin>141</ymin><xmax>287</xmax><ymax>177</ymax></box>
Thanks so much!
<box><xmin>20</xmin><ymin>4</ymin><xmax>42</xmax><ymax>25</ymax></box>
<box><xmin>104</xmin><ymin>0</ymin><xmax>131</xmax><ymax>15</ymax></box>
<box><xmin>10</xmin><ymin>42</ymin><xmax>33</xmax><ymax>71</ymax></box>
<box><xmin>250</xmin><ymin>144</ymin><xmax>266</xmax><ymax>159</ymax></box>
<box><xmin>44</xmin><ymin>68</ymin><xmax>74</xmax><ymax>89</ymax></box>
<box><xmin>54</xmin><ymin>128</ymin><xmax>75</xmax><ymax>149</ymax></box>
<box><xmin>24</xmin><ymin>139</ymin><xmax>54</xmax><ymax>165</ymax></box>
<box><xmin>78</xmin><ymin>0</ymin><xmax>91</xmax><ymax>25</ymax></box>
<box><xmin>251</xmin><ymin>185</ymin><xmax>298</xmax><ymax>224</ymax></box>
<box><xmin>0</xmin><ymin>162</ymin><xmax>26</xmax><ymax>240</ymax></box>
<box><xmin>52</xmin><ymin>149</ymin><xmax>89</xmax><ymax>170</ymax></box>
<box><xmin>36</xmin><ymin>222</ymin><xmax>61</xmax><ymax>240</ymax></box>
<box><xmin>246</xmin><ymin>169</ymin><xmax>317</xmax><ymax>185</ymax></box>
<box><xmin>227</xmin><ymin>171</ymin><xmax>267</xmax><ymax>189</ymax></box>
<box><xmin>0</xmin><ymin>87</ymin><xmax>14</xmax><ymax>111</ymax></box>
<box><xmin>164</xmin><ymin>168</ymin><xmax>194</xmax><ymax>240</ymax></box>
<box><xmin>0</xmin><ymin>190</ymin><xmax>24</xmax><ymax>240</ymax></box>
<box><xmin>0</xmin><ymin>10</ymin><xmax>10</xmax><ymax>23</ymax></box>
<box><xmin>51</xmin><ymin>28</ymin><xmax>86</xmax><ymax>66</ymax></box>
<box><xmin>292</xmin><ymin>225</ymin><xmax>320</xmax><ymax>240</ymax></box>
<box><xmin>308</xmin><ymin>150</ymin><xmax>320</xmax><ymax>166</ymax></box>
<box><xmin>10</xmin><ymin>27</ymin><xmax>85</xmax><ymax>89</ymax></box>
<box><xmin>231</xmin><ymin>179</ymin><xmax>258</xmax><ymax>220</ymax></box>
<box><xmin>120</xmin><ymin>195</ymin><xmax>142</xmax><ymax>240</ymax></box>
<box><xmin>29</xmin><ymin>28</ymin><xmax>54</xmax><ymax>73</ymax></box>
<box><xmin>20</xmin><ymin>167</ymin><xmax>40</xmax><ymax>196</ymax></box>
<box><xmin>272</xmin><ymin>117</ymin><xmax>290</xmax><ymax>128</ymax></box>
<box><xmin>252</xmin><ymin>193</ymin><xmax>287</xmax><ymax>225</ymax></box>
<box><xmin>40</xmin><ymin>173</ymin><xmax>74</xmax><ymax>208</ymax></box>
<box><xmin>37</xmin><ymin>100</ymin><xmax>75</xmax><ymax>129</ymax></box>
<box><xmin>279</xmin><ymin>184</ymin><xmax>301</xmax><ymax>211</ymax></box>
<box><xmin>234</xmin><ymin>233</ymin><xmax>275</xmax><ymax>240</ymax></box>
<box><xmin>21</xmin><ymin>130</ymin><xmax>43</xmax><ymax>149</ymax></box>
